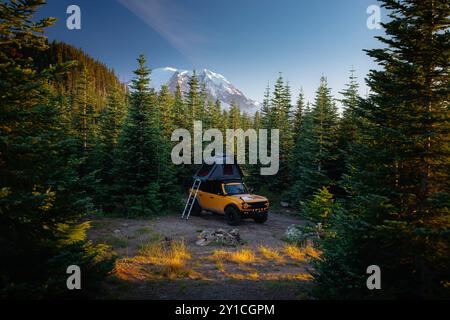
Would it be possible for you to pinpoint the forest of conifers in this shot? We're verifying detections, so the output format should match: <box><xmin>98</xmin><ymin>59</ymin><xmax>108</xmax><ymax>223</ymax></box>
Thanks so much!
<box><xmin>0</xmin><ymin>0</ymin><xmax>448</xmax><ymax>299</ymax></box>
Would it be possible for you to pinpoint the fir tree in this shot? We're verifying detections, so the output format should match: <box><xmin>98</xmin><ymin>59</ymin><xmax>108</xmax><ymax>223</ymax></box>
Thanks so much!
<box><xmin>290</xmin><ymin>77</ymin><xmax>339</xmax><ymax>205</ymax></box>
<box><xmin>293</xmin><ymin>89</ymin><xmax>306</xmax><ymax>135</ymax></box>
<box><xmin>228</xmin><ymin>101</ymin><xmax>241</xmax><ymax>130</ymax></box>
<box><xmin>172</xmin><ymin>82</ymin><xmax>188</xmax><ymax>129</ymax></box>
<box><xmin>315</xmin><ymin>0</ymin><xmax>450</xmax><ymax>299</ymax></box>
<box><xmin>260</xmin><ymin>83</ymin><xmax>273</xmax><ymax>129</ymax></box>
<box><xmin>211</xmin><ymin>99</ymin><xmax>223</xmax><ymax>128</ymax></box>
<box><xmin>271</xmin><ymin>74</ymin><xmax>294</xmax><ymax>191</ymax></box>
<box><xmin>253</xmin><ymin>111</ymin><xmax>262</xmax><ymax>130</ymax></box>
<box><xmin>93</xmin><ymin>83</ymin><xmax>127</xmax><ymax>211</ymax></box>
<box><xmin>158</xmin><ymin>84</ymin><xmax>176</xmax><ymax>138</ymax></box>
<box><xmin>290</xmin><ymin>103</ymin><xmax>324</xmax><ymax>204</ymax></box>
<box><xmin>0</xmin><ymin>0</ymin><xmax>112</xmax><ymax>298</ymax></box>
<box><xmin>336</xmin><ymin>69</ymin><xmax>360</xmax><ymax>188</ymax></box>
<box><xmin>114</xmin><ymin>55</ymin><xmax>159</xmax><ymax>216</ymax></box>
<box><xmin>72</xmin><ymin>66</ymin><xmax>95</xmax><ymax>152</ymax></box>
<box><xmin>312</xmin><ymin>76</ymin><xmax>339</xmax><ymax>184</ymax></box>
<box><xmin>186</xmin><ymin>71</ymin><xmax>200</xmax><ymax>127</ymax></box>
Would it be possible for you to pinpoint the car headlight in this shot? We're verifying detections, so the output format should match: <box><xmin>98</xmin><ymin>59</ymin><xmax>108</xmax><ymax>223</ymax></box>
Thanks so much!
<box><xmin>242</xmin><ymin>203</ymin><xmax>249</xmax><ymax>209</ymax></box>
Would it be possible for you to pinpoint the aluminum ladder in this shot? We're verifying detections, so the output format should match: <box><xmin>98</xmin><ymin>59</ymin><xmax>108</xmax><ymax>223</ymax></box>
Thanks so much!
<box><xmin>181</xmin><ymin>179</ymin><xmax>202</xmax><ymax>220</ymax></box>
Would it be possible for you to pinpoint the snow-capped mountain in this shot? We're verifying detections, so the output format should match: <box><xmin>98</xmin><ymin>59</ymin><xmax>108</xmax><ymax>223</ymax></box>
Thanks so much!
<box><xmin>150</xmin><ymin>67</ymin><xmax>261</xmax><ymax>113</ymax></box>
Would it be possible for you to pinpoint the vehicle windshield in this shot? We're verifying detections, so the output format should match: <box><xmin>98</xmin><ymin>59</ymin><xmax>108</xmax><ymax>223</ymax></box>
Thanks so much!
<box><xmin>224</xmin><ymin>183</ymin><xmax>248</xmax><ymax>195</ymax></box>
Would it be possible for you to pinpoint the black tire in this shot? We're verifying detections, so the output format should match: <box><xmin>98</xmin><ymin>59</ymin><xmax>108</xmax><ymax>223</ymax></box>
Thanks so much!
<box><xmin>225</xmin><ymin>206</ymin><xmax>242</xmax><ymax>226</ymax></box>
<box><xmin>254</xmin><ymin>212</ymin><xmax>268</xmax><ymax>224</ymax></box>
<box><xmin>190</xmin><ymin>199</ymin><xmax>202</xmax><ymax>216</ymax></box>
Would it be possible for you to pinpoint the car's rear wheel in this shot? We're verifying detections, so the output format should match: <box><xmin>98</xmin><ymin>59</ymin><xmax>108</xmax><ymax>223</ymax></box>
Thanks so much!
<box><xmin>190</xmin><ymin>199</ymin><xmax>202</xmax><ymax>216</ymax></box>
<box><xmin>225</xmin><ymin>206</ymin><xmax>241</xmax><ymax>226</ymax></box>
<box><xmin>254</xmin><ymin>212</ymin><xmax>268</xmax><ymax>224</ymax></box>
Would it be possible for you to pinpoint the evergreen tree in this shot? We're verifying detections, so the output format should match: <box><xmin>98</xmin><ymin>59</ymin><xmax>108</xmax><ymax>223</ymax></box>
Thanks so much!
<box><xmin>220</xmin><ymin>109</ymin><xmax>229</xmax><ymax>135</ymax></box>
<box><xmin>93</xmin><ymin>83</ymin><xmax>127</xmax><ymax>211</ymax></box>
<box><xmin>33</xmin><ymin>41</ymin><xmax>125</xmax><ymax>113</ymax></box>
<box><xmin>312</xmin><ymin>76</ymin><xmax>339</xmax><ymax>184</ymax></box>
<box><xmin>149</xmin><ymin>80</ymin><xmax>179</xmax><ymax>210</ymax></box>
<box><xmin>198</xmin><ymin>82</ymin><xmax>208</xmax><ymax>122</ymax></box>
<box><xmin>0</xmin><ymin>0</ymin><xmax>112</xmax><ymax>298</ymax></box>
<box><xmin>172</xmin><ymin>82</ymin><xmax>188</xmax><ymax>129</ymax></box>
<box><xmin>253</xmin><ymin>111</ymin><xmax>262</xmax><ymax>130</ymax></box>
<box><xmin>293</xmin><ymin>89</ymin><xmax>306</xmax><ymax>135</ymax></box>
<box><xmin>114</xmin><ymin>55</ymin><xmax>160</xmax><ymax>216</ymax></box>
<box><xmin>260</xmin><ymin>83</ymin><xmax>273</xmax><ymax>129</ymax></box>
<box><xmin>158</xmin><ymin>84</ymin><xmax>175</xmax><ymax>138</ymax></box>
<box><xmin>171</xmin><ymin>83</ymin><xmax>191</xmax><ymax>187</ymax></box>
<box><xmin>315</xmin><ymin>0</ymin><xmax>450</xmax><ymax>299</ymax></box>
<box><xmin>211</xmin><ymin>99</ymin><xmax>223</xmax><ymax>128</ymax></box>
<box><xmin>290</xmin><ymin>103</ymin><xmax>324</xmax><ymax>204</ymax></box>
<box><xmin>336</xmin><ymin>69</ymin><xmax>360</xmax><ymax>187</ymax></box>
<box><xmin>290</xmin><ymin>77</ymin><xmax>339</xmax><ymax>205</ymax></box>
<box><xmin>271</xmin><ymin>74</ymin><xmax>294</xmax><ymax>191</ymax></box>
<box><xmin>72</xmin><ymin>66</ymin><xmax>95</xmax><ymax>152</ymax></box>
<box><xmin>228</xmin><ymin>101</ymin><xmax>241</xmax><ymax>130</ymax></box>
<box><xmin>186</xmin><ymin>71</ymin><xmax>200</xmax><ymax>127</ymax></box>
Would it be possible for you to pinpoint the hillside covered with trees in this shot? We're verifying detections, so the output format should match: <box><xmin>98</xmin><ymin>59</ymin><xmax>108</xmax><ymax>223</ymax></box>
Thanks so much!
<box><xmin>0</xmin><ymin>0</ymin><xmax>448</xmax><ymax>299</ymax></box>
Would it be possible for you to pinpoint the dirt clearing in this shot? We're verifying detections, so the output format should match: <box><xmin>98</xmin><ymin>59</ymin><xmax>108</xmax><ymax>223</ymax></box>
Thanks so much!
<box><xmin>89</xmin><ymin>211</ymin><xmax>318</xmax><ymax>300</ymax></box>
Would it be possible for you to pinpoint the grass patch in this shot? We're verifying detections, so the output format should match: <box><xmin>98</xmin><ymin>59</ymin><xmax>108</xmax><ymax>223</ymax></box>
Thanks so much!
<box><xmin>283</xmin><ymin>244</ymin><xmax>307</xmax><ymax>262</ymax></box>
<box><xmin>209</xmin><ymin>249</ymin><xmax>257</xmax><ymax>265</ymax></box>
<box><xmin>282</xmin><ymin>244</ymin><xmax>322</xmax><ymax>263</ymax></box>
<box><xmin>303</xmin><ymin>246</ymin><xmax>322</xmax><ymax>260</ymax></box>
<box><xmin>258</xmin><ymin>245</ymin><xmax>286</xmax><ymax>264</ymax></box>
<box><xmin>215</xmin><ymin>261</ymin><xmax>225</xmax><ymax>272</ymax></box>
<box><xmin>115</xmin><ymin>240</ymin><xmax>197</xmax><ymax>281</ymax></box>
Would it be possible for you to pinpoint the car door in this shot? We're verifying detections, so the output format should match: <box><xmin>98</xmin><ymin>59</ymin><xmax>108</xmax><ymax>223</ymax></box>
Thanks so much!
<box><xmin>197</xmin><ymin>181</ymin><xmax>213</xmax><ymax>210</ymax></box>
<box><xmin>206</xmin><ymin>182</ymin><xmax>226</xmax><ymax>214</ymax></box>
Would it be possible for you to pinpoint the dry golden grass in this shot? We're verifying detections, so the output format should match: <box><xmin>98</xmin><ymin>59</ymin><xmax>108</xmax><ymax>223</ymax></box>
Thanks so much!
<box><xmin>282</xmin><ymin>244</ymin><xmax>307</xmax><ymax>262</ymax></box>
<box><xmin>264</xmin><ymin>272</ymin><xmax>313</xmax><ymax>281</ymax></box>
<box><xmin>225</xmin><ymin>272</ymin><xmax>312</xmax><ymax>281</ymax></box>
<box><xmin>115</xmin><ymin>240</ymin><xmax>198</xmax><ymax>280</ymax></box>
<box><xmin>258</xmin><ymin>245</ymin><xmax>286</xmax><ymax>264</ymax></box>
<box><xmin>303</xmin><ymin>246</ymin><xmax>322</xmax><ymax>260</ymax></box>
<box><xmin>115</xmin><ymin>258</ymin><xmax>148</xmax><ymax>281</ymax></box>
<box><xmin>209</xmin><ymin>249</ymin><xmax>257</xmax><ymax>265</ymax></box>
<box><xmin>215</xmin><ymin>261</ymin><xmax>225</xmax><ymax>272</ymax></box>
<box><xmin>282</xmin><ymin>244</ymin><xmax>322</xmax><ymax>263</ymax></box>
<box><xmin>114</xmin><ymin>239</ymin><xmax>320</xmax><ymax>283</ymax></box>
<box><xmin>225</xmin><ymin>272</ymin><xmax>260</xmax><ymax>281</ymax></box>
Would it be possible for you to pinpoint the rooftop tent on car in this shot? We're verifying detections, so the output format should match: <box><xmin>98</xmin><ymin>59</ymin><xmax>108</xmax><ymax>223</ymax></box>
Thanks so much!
<box><xmin>193</xmin><ymin>154</ymin><xmax>244</xmax><ymax>181</ymax></box>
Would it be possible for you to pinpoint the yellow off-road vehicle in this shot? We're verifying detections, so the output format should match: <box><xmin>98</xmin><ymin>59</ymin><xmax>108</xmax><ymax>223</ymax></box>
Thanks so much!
<box><xmin>184</xmin><ymin>155</ymin><xmax>269</xmax><ymax>226</ymax></box>
<box><xmin>191</xmin><ymin>180</ymin><xmax>269</xmax><ymax>225</ymax></box>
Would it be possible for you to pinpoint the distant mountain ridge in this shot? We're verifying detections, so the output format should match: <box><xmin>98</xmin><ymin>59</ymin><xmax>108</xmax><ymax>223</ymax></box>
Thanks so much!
<box><xmin>34</xmin><ymin>41</ymin><xmax>125</xmax><ymax>112</ymax></box>
<box><xmin>151</xmin><ymin>67</ymin><xmax>261</xmax><ymax>113</ymax></box>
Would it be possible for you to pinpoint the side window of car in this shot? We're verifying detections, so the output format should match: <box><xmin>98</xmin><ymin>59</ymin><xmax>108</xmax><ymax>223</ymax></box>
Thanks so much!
<box><xmin>217</xmin><ymin>183</ymin><xmax>225</xmax><ymax>196</ymax></box>
<box><xmin>211</xmin><ymin>182</ymin><xmax>223</xmax><ymax>195</ymax></box>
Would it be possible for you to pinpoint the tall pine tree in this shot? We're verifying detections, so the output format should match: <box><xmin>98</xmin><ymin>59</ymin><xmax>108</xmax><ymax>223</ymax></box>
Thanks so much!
<box><xmin>115</xmin><ymin>55</ymin><xmax>161</xmax><ymax>216</ymax></box>
<box><xmin>0</xmin><ymin>0</ymin><xmax>112</xmax><ymax>298</ymax></box>
<box><xmin>315</xmin><ymin>0</ymin><xmax>450</xmax><ymax>299</ymax></box>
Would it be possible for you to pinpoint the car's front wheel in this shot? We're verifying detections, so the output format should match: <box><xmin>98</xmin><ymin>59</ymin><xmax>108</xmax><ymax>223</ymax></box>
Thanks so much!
<box><xmin>225</xmin><ymin>206</ymin><xmax>241</xmax><ymax>226</ymax></box>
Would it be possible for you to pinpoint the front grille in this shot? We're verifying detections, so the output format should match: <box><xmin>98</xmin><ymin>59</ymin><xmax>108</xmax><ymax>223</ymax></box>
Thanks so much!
<box><xmin>248</xmin><ymin>202</ymin><xmax>268</xmax><ymax>209</ymax></box>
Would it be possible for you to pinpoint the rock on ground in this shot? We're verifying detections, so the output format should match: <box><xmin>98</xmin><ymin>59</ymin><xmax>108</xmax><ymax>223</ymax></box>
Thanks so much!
<box><xmin>196</xmin><ymin>228</ymin><xmax>242</xmax><ymax>247</ymax></box>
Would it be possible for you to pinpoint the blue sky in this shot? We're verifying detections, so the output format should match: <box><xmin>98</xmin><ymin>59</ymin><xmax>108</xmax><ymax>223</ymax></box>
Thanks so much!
<box><xmin>39</xmin><ymin>0</ymin><xmax>385</xmax><ymax>104</ymax></box>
